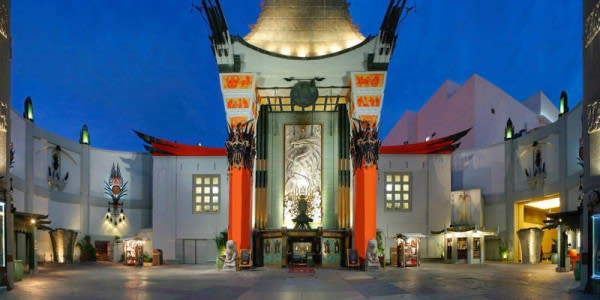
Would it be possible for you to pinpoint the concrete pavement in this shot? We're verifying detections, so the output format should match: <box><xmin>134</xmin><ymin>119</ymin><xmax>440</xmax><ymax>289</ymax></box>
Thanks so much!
<box><xmin>0</xmin><ymin>261</ymin><xmax>595</xmax><ymax>300</ymax></box>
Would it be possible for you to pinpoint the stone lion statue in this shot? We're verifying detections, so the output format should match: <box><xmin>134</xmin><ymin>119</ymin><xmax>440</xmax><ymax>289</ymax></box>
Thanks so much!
<box><xmin>366</xmin><ymin>239</ymin><xmax>380</xmax><ymax>269</ymax></box>
<box><xmin>223</xmin><ymin>240</ymin><xmax>237</xmax><ymax>270</ymax></box>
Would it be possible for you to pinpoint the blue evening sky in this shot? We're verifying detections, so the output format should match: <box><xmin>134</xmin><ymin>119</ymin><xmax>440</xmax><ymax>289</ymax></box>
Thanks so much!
<box><xmin>10</xmin><ymin>1</ymin><xmax>582</xmax><ymax>151</ymax></box>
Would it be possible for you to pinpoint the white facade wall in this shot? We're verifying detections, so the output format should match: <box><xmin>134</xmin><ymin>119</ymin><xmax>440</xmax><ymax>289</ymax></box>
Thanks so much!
<box><xmin>8</xmin><ymin>109</ymin><xmax>152</xmax><ymax>262</ymax></box>
<box><xmin>377</xmin><ymin>154</ymin><xmax>452</xmax><ymax>259</ymax></box>
<box><xmin>152</xmin><ymin>156</ymin><xmax>229</xmax><ymax>263</ymax></box>
<box><xmin>384</xmin><ymin>75</ymin><xmax>556</xmax><ymax>150</ymax></box>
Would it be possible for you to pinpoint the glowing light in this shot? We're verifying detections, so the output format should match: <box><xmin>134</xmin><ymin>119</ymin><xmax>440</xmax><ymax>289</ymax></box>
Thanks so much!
<box><xmin>525</xmin><ymin>197</ymin><xmax>560</xmax><ymax>210</ymax></box>
<box><xmin>329</xmin><ymin>44</ymin><xmax>341</xmax><ymax>53</ymax></box>
<box><xmin>296</xmin><ymin>47</ymin><xmax>308</xmax><ymax>57</ymax></box>
<box><xmin>315</xmin><ymin>47</ymin><xmax>328</xmax><ymax>56</ymax></box>
<box><xmin>30</xmin><ymin>219</ymin><xmax>36</xmax><ymax>225</ymax></box>
<box><xmin>280</xmin><ymin>47</ymin><xmax>291</xmax><ymax>56</ymax></box>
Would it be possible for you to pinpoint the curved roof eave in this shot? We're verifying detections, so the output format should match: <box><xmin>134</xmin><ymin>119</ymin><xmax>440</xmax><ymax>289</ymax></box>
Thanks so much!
<box><xmin>232</xmin><ymin>35</ymin><xmax>375</xmax><ymax>61</ymax></box>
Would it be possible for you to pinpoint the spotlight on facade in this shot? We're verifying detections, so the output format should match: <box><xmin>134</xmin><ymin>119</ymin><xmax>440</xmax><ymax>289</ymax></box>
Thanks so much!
<box><xmin>23</xmin><ymin>96</ymin><xmax>34</xmax><ymax>122</ymax></box>
<box><xmin>80</xmin><ymin>124</ymin><xmax>90</xmax><ymax>145</ymax></box>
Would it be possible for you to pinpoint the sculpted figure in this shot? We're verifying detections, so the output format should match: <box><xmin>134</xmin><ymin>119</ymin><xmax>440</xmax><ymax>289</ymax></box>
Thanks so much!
<box><xmin>366</xmin><ymin>239</ymin><xmax>380</xmax><ymax>269</ymax></box>
<box><xmin>223</xmin><ymin>240</ymin><xmax>237</xmax><ymax>270</ymax></box>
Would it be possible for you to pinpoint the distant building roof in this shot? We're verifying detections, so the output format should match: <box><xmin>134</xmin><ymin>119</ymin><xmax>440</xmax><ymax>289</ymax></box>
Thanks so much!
<box><xmin>244</xmin><ymin>0</ymin><xmax>365</xmax><ymax>57</ymax></box>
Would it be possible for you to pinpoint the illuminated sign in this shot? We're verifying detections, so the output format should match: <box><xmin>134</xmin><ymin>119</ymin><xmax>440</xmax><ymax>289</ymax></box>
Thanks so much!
<box><xmin>593</xmin><ymin>214</ymin><xmax>600</xmax><ymax>279</ymax></box>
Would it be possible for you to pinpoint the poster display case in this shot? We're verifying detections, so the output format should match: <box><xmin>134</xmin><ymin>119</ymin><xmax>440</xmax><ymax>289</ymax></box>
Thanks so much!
<box><xmin>123</xmin><ymin>239</ymin><xmax>144</xmax><ymax>266</ymax></box>
<box><xmin>397</xmin><ymin>233</ymin><xmax>426</xmax><ymax>267</ymax></box>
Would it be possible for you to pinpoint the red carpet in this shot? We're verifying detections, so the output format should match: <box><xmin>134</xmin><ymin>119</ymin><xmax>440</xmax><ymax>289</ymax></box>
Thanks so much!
<box><xmin>288</xmin><ymin>265</ymin><xmax>315</xmax><ymax>274</ymax></box>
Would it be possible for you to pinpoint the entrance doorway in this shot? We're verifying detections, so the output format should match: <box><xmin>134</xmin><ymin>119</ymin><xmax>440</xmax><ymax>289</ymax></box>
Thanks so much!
<box><xmin>514</xmin><ymin>195</ymin><xmax>560</xmax><ymax>263</ymax></box>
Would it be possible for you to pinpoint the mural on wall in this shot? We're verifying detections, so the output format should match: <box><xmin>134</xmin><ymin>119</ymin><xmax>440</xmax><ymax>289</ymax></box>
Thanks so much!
<box><xmin>104</xmin><ymin>163</ymin><xmax>128</xmax><ymax>226</ymax></box>
<box><xmin>450</xmin><ymin>190</ymin><xmax>482</xmax><ymax>226</ymax></box>
<box><xmin>39</xmin><ymin>145</ymin><xmax>76</xmax><ymax>191</ymax></box>
<box><xmin>519</xmin><ymin>140</ymin><xmax>550</xmax><ymax>188</ymax></box>
<box><xmin>284</xmin><ymin>124</ymin><xmax>322</xmax><ymax>228</ymax></box>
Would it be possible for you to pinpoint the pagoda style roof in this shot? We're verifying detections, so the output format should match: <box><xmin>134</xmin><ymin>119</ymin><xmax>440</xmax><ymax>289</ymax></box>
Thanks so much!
<box><xmin>380</xmin><ymin>128</ymin><xmax>471</xmax><ymax>155</ymax></box>
<box><xmin>134</xmin><ymin>130</ymin><xmax>226</xmax><ymax>157</ymax></box>
<box><xmin>243</xmin><ymin>0</ymin><xmax>365</xmax><ymax>57</ymax></box>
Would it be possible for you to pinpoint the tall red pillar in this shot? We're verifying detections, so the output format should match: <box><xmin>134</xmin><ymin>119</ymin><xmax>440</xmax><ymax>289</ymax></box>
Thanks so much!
<box><xmin>354</xmin><ymin>165</ymin><xmax>377</xmax><ymax>262</ymax></box>
<box><xmin>225</xmin><ymin>123</ymin><xmax>255</xmax><ymax>254</ymax></box>
<box><xmin>228</xmin><ymin>168</ymin><xmax>252</xmax><ymax>253</ymax></box>
<box><xmin>350</xmin><ymin>122</ymin><xmax>381</xmax><ymax>264</ymax></box>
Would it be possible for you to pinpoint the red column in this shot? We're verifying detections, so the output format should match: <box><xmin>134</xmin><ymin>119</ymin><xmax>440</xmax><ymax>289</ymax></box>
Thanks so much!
<box><xmin>228</xmin><ymin>168</ymin><xmax>252</xmax><ymax>253</ymax></box>
<box><xmin>354</xmin><ymin>165</ymin><xmax>377</xmax><ymax>263</ymax></box>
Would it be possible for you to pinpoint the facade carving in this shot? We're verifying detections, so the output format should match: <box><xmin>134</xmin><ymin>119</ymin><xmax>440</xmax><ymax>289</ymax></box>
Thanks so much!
<box><xmin>350</xmin><ymin>123</ymin><xmax>381</xmax><ymax>169</ymax></box>
<box><xmin>225</xmin><ymin>122</ymin><xmax>256</xmax><ymax>170</ymax></box>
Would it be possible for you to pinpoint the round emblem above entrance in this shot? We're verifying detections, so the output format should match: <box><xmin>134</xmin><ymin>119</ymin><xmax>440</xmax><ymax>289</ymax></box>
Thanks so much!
<box><xmin>290</xmin><ymin>80</ymin><xmax>318</xmax><ymax>107</ymax></box>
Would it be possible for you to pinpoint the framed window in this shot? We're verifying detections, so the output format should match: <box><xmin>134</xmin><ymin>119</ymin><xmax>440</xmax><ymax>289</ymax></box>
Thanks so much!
<box><xmin>384</xmin><ymin>173</ymin><xmax>411</xmax><ymax>211</ymax></box>
<box><xmin>193</xmin><ymin>174</ymin><xmax>220</xmax><ymax>213</ymax></box>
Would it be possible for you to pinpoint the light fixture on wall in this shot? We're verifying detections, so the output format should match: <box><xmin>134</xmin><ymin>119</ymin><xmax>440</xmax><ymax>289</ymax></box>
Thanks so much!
<box><xmin>104</xmin><ymin>163</ymin><xmax>128</xmax><ymax>226</ymax></box>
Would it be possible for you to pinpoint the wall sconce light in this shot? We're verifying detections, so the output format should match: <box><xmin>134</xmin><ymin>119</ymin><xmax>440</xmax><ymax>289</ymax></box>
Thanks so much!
<box><xmin>80</xmin><ymin>124</ymin><xmax>90</xmax><ymax>145</ymax></box>
<box><xmin>104</xmin><ymin>163</ymin><xmax>128</xmax><ymax>226</ymax></box>
<box><xmin>23</xmin><ymin>96</ymin><xmax>34</xmax><ymax>122</ymax></box>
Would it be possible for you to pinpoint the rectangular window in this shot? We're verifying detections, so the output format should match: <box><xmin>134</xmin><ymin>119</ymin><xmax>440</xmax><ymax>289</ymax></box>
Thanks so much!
<box><xmin>384</xmin><ymin>172</ymin><xmax>411</xmax><ymax>211</ymax></box>
<box><xmin>193</xmin><ymin>174</ymin><xmax>220</xmax><ymax>213</ymax></box>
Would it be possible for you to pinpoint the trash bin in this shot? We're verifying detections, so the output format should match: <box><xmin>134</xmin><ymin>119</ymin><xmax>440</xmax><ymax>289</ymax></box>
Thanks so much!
<box><xmin>152</xmin><ymin>249</ymin><xmax>163</xmax><ymax>266</ymax></box>
<box><xmin>14</xmin><ymin>260</ymin><xmax>24</xmax><ymax>282</ymax></box>
<box><xmin>517</xmin><ymin>228</ymin><xmax>544</xmax><ymax>264</ymax></box>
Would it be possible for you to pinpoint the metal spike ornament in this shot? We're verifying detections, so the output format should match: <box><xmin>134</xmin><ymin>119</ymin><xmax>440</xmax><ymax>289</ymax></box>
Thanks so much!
<box><xmin>104</xmin><ymin>163</ymin><xmax>128</xmax><ymax>226</ymax></box>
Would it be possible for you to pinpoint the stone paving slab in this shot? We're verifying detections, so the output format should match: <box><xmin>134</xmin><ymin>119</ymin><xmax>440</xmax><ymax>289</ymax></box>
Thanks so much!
<box><xmin>0</xmin><ymin>262</ymin><xmax>597</xmax><ymax>300</ymax></box>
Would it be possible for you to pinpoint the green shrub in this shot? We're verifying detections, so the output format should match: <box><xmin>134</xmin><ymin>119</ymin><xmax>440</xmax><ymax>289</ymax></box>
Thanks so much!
<box><xmin>76</xmin><ymin>235</ymin><xmax>96</xmax><ymax>262</ymax></box>
<box><xmin>143</xmin><ymin>253</ymin><xmax>152</xmax><ymax>263</ymax></box>
<box><xmin>215</xmin><ymin>230</ymin><xmax>228</xmax><ymax>255</ymax></box>
<box><xmin>376</xmin><ymin>229</ymin><xmax>384</xmax><ymax>256</ymax></box>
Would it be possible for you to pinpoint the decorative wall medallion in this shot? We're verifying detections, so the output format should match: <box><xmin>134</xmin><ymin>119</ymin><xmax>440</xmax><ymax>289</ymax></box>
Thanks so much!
<box><xmin>0</xmin><ymin>2</ymin><xmax>8</xmax><ymax>39</ymax></box>
<box><xmin>290</xmin><ymin>80</ymin><xmax>318</xmax><ymax>107</ymax></box>
<box><xmin>225</xmin><ymin>121</ymin><xmax>255</xmax><ymax>169</ymax></box>
<box><xmin>45</xmin><ymin>145</ymin><xmax>75</xmax><ymax>191</ymax></box>
<box><xmin>350</xmin><ymin>122</ymin><xmax>381</xmax><ymax>170</ymax></box>
<box><xmin>587</xmin><ymin>100</ymin><xmax>600</xmax><ymax>134</ymax></box>
<box><xmin>105</xmin><ymin>163</ymin><xmax>128</xmax><ymax>225</ymax></box>
<box><xmin>0</xmin><ymin>102</ymin><xmax>7</xmax><ymax>132</ymax></box>
<box><xmin>520</xmin><ymin>141</ymin><xmax>548</xmax><ymax>188</ymax></box>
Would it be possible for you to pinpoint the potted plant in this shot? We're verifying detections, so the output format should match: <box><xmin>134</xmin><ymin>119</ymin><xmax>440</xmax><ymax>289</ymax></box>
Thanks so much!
<box><xmin>498</xmin><ymin>244</ymin><xmax>508</xmax><ymax>261</ymax></box>
<box><xmin>143</xmin><ymin>253</ymin><xmax>152</xmax><ymax>267</ymax></box>
<box><xmin>215</xmin><ymin>230</ymin><xmax>228</xmax><ymax>269</ymax></box>
<box><xmin>376</xmin><ymin>229</ymin><xmax>385</xmax><ymax>267</ymax></box>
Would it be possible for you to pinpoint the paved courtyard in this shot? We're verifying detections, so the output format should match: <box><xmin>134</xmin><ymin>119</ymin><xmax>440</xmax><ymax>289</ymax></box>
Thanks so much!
<box><xmin>0</xmin><ymin>261</ymin><xmax>595</xmax><ymax>300</ymax></box>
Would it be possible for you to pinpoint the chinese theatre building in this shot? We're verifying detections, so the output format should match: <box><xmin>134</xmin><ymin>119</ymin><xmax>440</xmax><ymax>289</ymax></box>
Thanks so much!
<box><xmin>196</xmin><ymin>0</ymin><xmax>409</xmax><ymax>267</ymax></box>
